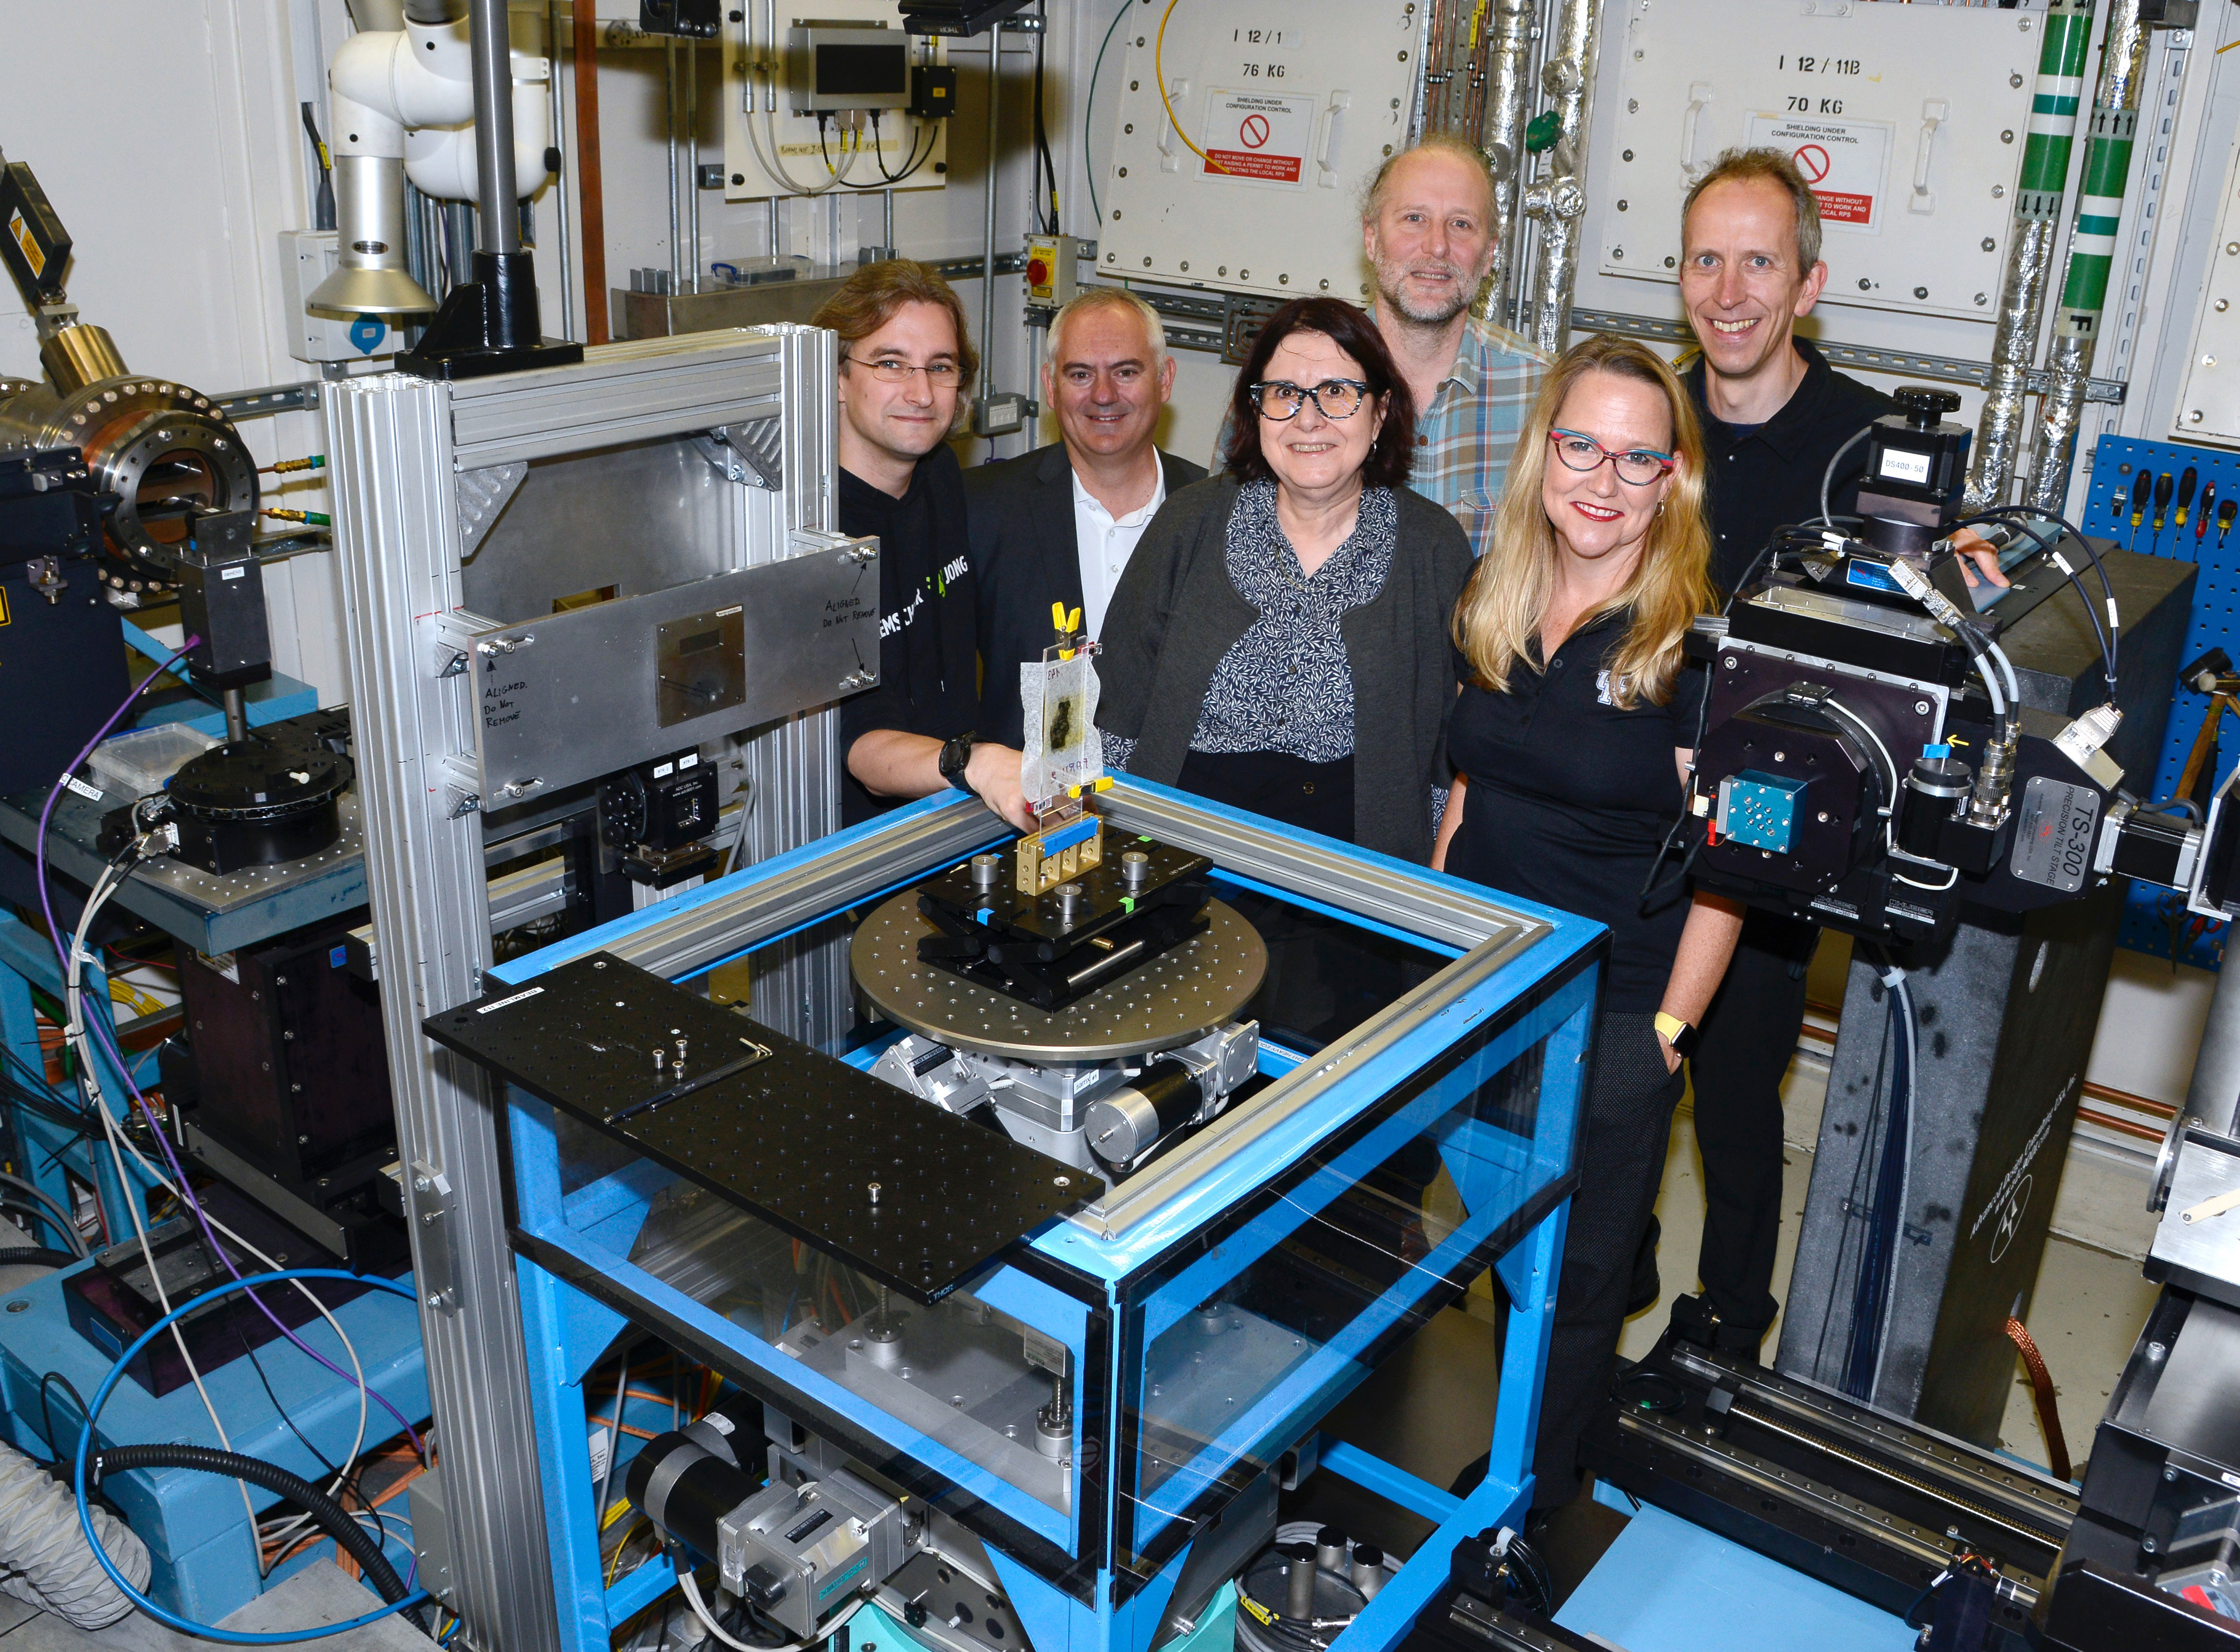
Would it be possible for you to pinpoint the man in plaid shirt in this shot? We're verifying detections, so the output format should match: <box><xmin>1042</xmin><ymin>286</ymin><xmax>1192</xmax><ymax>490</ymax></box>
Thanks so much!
<box><xmin>1212</xmin><ymin>136</ymin><xmax>1545</xmax><ymax>551</ymax></box>
<box><xmin>1358</xmin><ymin>135</ymin><xmax>1545</xmax><ymax>554</ymax></box>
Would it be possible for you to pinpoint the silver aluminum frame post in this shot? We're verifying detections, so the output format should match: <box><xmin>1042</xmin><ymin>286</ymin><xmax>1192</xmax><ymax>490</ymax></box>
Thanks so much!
<box><xmin>1966</xmin><ymin>0</ymin><xmax>2096</xmax><ymax>512</ymax></box>
<box><xmin>1519</xmin><ymin>0</ymin><xmax>1602</xmax><ymax>355</ymax></box>
<box><xmin>548</xmin><ymin>0</ymin><xmax>575</xmax><ymax>339</ymax></box>
<box><xmin>668</xmin><ymin>37</ymin><xmax>683</xmax><ymax>290</ymax></box>
<box><xmin>689</xmin><ymin>41</ymin><xmax>702</xmax><ymax>292</ymax></box>
<box><xmin>325</xmin><ymin>376</ymin><xmax>559</xmax><ymax>1650</ymax></box>
<box><xmin>980</xmin><ymin>35</ymin><xmax>1002</xmax><ymax>426</ymax></box>
<box><xmin>1479</xmin><ymin>0</ymin><xmax>1534</xmax><ymax>327</ymax></box>
<box><xmin>324</xmin><ymin>323</ymin><xmax>842</xmax><ymax>1644</ymax></box>
<box><xmin>2028</xmin><ymin>0</ymin><xmax>2150</xmax><ymax>515</ymax></box>
<box><xmin>471</xmin><ymin>0</ymin><xmax>522</xmax><ymax>252</ymax></box>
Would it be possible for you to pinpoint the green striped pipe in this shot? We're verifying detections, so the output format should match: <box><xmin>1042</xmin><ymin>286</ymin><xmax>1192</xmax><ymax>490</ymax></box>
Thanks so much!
<box><xmin>2017</xmin><ymin>0</ymin><xmax>2094</xmax><ymax>219</ymax></box>
<box><xmin>2054</xmin><ymin>106</ymin><xmax>2138</xmax><ymax>339</ymax></box>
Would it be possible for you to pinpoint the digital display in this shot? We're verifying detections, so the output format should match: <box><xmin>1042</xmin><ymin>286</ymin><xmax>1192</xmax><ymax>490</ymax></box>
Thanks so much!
<box><xmin>816</xmin><ymin>42</ymin><xmax>909</xmax><ymax>99</ymax></box>
<box><xmin>1878</xmin><ymin>448</ymin><xmax>1933</xmax><ymax>485</ymax></box>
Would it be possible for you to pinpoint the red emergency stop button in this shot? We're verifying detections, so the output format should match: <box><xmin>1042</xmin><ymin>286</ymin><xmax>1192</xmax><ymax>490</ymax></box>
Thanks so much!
<box><xmin>1027</xmin><ymin>257</ymin><xmax>1051</xmax><ymax>288</ymax></box>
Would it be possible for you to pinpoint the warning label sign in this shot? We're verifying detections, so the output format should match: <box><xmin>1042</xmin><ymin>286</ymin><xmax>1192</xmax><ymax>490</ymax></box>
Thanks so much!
<box><xmin>1744</xmin><ymin>114</ymin><xmax>1892</xmax><ymax>232</ymax></box>
<box><xmin>1201</xmin><ymin>89</ymin><xmax>1317</xmax><ymax>187</ymax></box>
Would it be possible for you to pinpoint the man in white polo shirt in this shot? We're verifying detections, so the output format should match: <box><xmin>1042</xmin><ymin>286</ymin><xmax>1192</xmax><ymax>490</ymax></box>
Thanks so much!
<box><xmin>967</xmin><ymin>289</ymin><xmax>1206</xmax><ymax>748</ymax></box>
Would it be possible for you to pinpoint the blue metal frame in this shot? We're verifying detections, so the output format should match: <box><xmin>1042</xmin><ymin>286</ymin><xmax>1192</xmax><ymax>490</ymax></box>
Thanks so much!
<box><xmin>489</xmin><ymin>782</ymin><xmax>1602</xmax><ymax>1652</ymax></box>
<box><xmin>0</xmin><ymin>910</ymin><xmax>431</xmax><ymax>1625</ymax></box>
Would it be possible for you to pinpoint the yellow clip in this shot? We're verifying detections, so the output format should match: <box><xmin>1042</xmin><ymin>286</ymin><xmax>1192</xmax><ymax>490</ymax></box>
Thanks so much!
<box><xmin>1051</xmin><ymin>601</ymin><xmax>1069</xmax><ymax>634</ymax></box>
<box><xmin>1094</xmin><ymin>776</ymin><xmax>1114</xmax><ymax>793</ymax></box>
<box><xmin>1067</xmin><ymin>784</ymin><xmax>1082</xmax><ymax>799</ymax></box>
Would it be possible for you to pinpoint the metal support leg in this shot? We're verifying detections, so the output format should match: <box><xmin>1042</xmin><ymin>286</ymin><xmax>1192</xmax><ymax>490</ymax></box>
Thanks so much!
<box><xmin>326</xmin><ymin>374</ymin><xmax>562</xmax><ymax>1650</ymax></box>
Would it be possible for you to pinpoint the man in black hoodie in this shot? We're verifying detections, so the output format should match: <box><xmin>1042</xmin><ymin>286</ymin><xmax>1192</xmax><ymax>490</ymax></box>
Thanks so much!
<box><xmin>812</xmin><ymin>262</ymin><xmax>1030</xmax><ymax>831</ymax></box>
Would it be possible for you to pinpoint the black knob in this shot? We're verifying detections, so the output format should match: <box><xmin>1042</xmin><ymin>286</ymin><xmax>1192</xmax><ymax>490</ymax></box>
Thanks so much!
<box><xmin>1891</xmin><ymin>384</ymin><xmax>1962</xmax><ymax>429</ymax></box>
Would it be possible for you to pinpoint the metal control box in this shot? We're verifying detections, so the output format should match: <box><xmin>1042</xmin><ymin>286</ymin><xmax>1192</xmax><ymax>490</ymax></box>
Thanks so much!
<box><xmin>723</xmin><ymin>2</ymin><xmax>949</xmax><ymax>201</ymax></box>
<box><xmin>1023</xmin><ymin>233</ymin><xmax>1083</xmax><ymax>311</ymax></box>
<box><xmin>1099</xmin><ymin>0</ymin><xmax>1425</xmax><ymax>302</ymax></box>
<box><xmin>1590</xmin><ymin>0</ymin><xmax>2043</xmax><ymax>322</ymax></box>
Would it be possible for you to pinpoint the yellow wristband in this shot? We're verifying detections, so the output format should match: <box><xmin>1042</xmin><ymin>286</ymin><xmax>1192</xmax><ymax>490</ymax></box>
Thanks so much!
<box><xmin>1654</xmin><ymin>1011</ymin><xmax>1690</xmax><ymax>1047</ymax></box>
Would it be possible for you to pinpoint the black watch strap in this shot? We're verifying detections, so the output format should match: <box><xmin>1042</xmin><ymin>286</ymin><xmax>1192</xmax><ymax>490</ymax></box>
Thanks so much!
<box><xmin>939</xmin><ymin>734</ymin><xmax>975</xmax><ymax>791</ymax></box>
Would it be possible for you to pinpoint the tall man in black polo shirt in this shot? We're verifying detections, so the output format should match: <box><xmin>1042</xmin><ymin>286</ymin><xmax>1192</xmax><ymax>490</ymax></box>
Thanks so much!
<box><xmin>811</xmin><ymin>262</ymin><xmax>1031</xmax><ymax>832</ymax></box>
<box><xmin>1668</xmin><ymin>149</ymin><xmax>2000</xmax><ymax>1350</ymax></box>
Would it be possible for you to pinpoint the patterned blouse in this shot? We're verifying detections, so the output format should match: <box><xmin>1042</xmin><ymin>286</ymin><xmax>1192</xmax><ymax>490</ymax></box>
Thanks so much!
<box><xmin>1107</xmin><ymin>479</ymin><xmax>1397</xmax><ymax>771</ymax></box>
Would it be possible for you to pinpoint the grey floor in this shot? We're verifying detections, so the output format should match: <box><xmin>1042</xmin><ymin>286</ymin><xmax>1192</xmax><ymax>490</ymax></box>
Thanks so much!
<box><xmin>1620</xmin><ymin>1055</ymin><xmax>2163</xmax><ymax>1476</ymax></box>
<box><xmin>1306</xmin><ymin>1042</ymin><xmax>2165</xmax><ymax>1566</ymax></box>
<box><xmin>0</xmin><ymin>1561</ymin><xmax>426</xmax><ymax>1650</ymax></box>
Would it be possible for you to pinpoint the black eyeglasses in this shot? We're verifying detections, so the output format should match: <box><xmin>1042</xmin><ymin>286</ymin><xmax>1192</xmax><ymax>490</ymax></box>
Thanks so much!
<box><xmin>1250</xmin><ymin>378</ymin><xmax>1373</xmax><ymax>421</ymax></box>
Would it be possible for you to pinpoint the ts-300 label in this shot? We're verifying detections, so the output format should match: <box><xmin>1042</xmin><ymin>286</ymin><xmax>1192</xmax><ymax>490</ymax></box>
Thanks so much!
<box><xmin>2010</xmin><ymin>776</ymin><xmax>2100</xmax><ymax>893</ymax></box>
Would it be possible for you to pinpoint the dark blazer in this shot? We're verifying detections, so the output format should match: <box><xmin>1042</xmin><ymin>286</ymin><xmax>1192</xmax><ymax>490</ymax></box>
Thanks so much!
<box><xmin>1097</xmin><ymin>476</ymin><xmax>1474</xmax><ymax>866</ymax></box>
<box><xmin>965</xmin><ymin>442</ymin><xmax>1206</xmax><ymax>748</ymax></box>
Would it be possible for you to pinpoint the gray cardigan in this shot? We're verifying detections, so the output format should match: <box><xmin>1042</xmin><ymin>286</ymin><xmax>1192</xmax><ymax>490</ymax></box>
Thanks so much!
<box><xmin>1097</xmin><ymin>476</ymin><xmax>1474</xmax><ymax>865</ymax></box>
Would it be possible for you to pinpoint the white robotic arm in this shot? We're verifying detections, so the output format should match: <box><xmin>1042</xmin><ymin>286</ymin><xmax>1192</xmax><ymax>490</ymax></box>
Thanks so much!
<box><xmin>309</xmin><ymin>6</ymin><xmax>552</xmax><ymax>314</ymax></box>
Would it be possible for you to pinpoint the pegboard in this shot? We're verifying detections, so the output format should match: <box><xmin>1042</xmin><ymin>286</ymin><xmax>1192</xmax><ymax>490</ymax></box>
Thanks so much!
<box><xmin>2079</xmin><ymin>434</ymin><xmax>2240</xmax><ymax>970</ymax></box>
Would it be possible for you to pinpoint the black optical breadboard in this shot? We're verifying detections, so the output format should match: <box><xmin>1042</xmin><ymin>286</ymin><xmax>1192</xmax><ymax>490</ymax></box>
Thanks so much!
<box><xmin>424</xmin><ymin>953</ymin><xmax>1086</xmax><ymax>1302</ymax></box>
<box><xmin>2081</xmin><ymin>435</ymin><xmax>2240</xmax><ymax>971</ymax></box>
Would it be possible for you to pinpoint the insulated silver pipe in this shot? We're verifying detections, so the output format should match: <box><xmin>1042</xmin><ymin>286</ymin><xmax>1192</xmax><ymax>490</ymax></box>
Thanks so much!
<box><xmin>1519</xmin><ymin>0</ymin><xmax>1601</xmax><ymax>355</ymax></box>
<box><xmin>1479</xmin><ymin>0</ymin><xmax>1533</xmax><ymax>326</ymax></box>
<box><xmin>981</xmin><ymin>40</ymin><xmax>1001</xmax><ymax>407</ymax></box>
<box><xmin>1965</xmin><ymin>0</ymin><xmax>2096</xmax><ymax>511</ymax></box>
<box><xmin>2029</xmin><ymin>0</ymin><xmax>2150</xmax><ymax>515</ymax></box>
<box><xmin>549</xmin><ymin>0</ymin><xmax>575</xmax><ymax>338</ymax></box>
<box><xmin>667</xmin><ymin>38</ymin><xmax>682</xmax><ymax>290</ymax></box>
<box><xmin>470</xmin><ymin>0</ymin><xmax>522</xmax><ymax>252</ymax></box>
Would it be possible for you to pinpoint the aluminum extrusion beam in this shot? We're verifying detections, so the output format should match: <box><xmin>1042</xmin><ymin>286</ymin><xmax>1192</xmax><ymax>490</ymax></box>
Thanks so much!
<box><xmin>327</xmin><ymin>370</ymin><xmax>559</xmax><ymax>1649</ymax></box>
<box><xmin>1569</xmin><ymin>309</ymin><xmax>2127</xmax><ymax>404</ymax></box>
<box><xmin>324</xmin><ymin>323</ymin><xmax>823</xmax><ymax>1649</ymax></box>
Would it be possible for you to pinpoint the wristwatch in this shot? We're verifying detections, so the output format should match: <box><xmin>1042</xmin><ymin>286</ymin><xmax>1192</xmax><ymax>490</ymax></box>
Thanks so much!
<box><xmin>1654</xmin><ymin>1011</ymin><xmax>1700</xmax><ymax>1060</ymax></box>
<box><xmin>938</xmin><ymin>734</ymin><xmax>976</xmax><ymax>792</ymax></box>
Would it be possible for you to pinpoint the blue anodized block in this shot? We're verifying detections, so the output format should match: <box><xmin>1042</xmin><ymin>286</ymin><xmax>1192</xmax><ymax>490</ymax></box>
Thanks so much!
<box><xmin>1717</xmin><ymin>769</ymin><xmax>1808</xmax><ymax>854</ymax></box>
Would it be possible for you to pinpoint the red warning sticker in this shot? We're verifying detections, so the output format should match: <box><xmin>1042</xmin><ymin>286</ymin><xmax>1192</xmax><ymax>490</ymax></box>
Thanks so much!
<box><xmin>1201</xmin><ymin>89</ymin><xmax>1316</xmax><ymax>187</ymax></box>
<box><xmin>1745</xmin><ymin>114</ymin><xmax>1892</xmax><ymax>232</ymax></box>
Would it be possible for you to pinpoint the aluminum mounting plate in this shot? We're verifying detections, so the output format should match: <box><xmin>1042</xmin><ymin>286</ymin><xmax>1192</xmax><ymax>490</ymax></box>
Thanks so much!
<box><xmin>850</xmin><ymin>893</ymin><xmax>1266</xmax><ymax>1063</ymax></box>
<box><xmin>425</xmin><ymin>952</ymin><xmax>1087</xmax><ymax>1302</ymax></box>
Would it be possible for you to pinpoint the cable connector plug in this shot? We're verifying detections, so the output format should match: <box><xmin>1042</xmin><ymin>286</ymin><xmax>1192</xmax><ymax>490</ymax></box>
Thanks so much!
<box><xmin>2054</xmin><ymin>702</ymin><xmax>2125</xmax><ymax>790</ymax></box>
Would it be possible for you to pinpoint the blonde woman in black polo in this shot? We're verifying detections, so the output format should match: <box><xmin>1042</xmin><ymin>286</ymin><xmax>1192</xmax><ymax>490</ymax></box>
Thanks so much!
<box><xmin>1435</xmin><ymin>333</ymin><xmax>1744</xmax><ymax>1516</ymax></box>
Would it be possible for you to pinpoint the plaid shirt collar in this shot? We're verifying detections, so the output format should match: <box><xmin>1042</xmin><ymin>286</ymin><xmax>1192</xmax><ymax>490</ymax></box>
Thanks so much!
<box><xmin>1369</xmin><ymin>306</ymin><xmax>1540</xmax><ymax>404</ymax></box>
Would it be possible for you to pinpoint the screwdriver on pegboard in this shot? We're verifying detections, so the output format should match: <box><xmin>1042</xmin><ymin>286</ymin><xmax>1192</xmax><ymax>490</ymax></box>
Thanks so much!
<box><xmin>2199</xmin><ymin>483</ymin><xmax>2220</xmax><ymax>560</ymax></box>
<box><xmin>2176</xmin><ymin>467</ymin><xmax>2200</xmax><ymax>541</ymax></box>
<box><xmin>2127</xmin><ymin>469</ymin><xmax>2154</xmax><ymax>554</ymax></box>
<box><xmin>2153</xmin><ymin>470</ymin><xmax>2176</xmax><ymax>554</ymax></box>
<box><xmin>2220</xmin><ymin>497</ymin><xmax>2238</xmax><ymax>554</ymax></box>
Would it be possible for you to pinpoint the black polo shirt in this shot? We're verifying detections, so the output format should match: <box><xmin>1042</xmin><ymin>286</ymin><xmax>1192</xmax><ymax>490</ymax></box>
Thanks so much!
<box><xmin>835</xmin><ymin>444</ymin><xmax>981</xmax><ymax>827</ymax></box>
<box><xmin>1684</xmin><ymin>338</ymin><xmax>1894</xmax><ymax>598</ymax></box>
<box><xmin>1446</xmin><ymin>612</ymin><xmax>1706</xmax><ymax>1013</ymax></box>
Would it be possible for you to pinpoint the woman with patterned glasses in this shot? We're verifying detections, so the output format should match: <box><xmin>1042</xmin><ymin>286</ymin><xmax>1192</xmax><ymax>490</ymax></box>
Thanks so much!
<box><xmin>1097</xmin><ymin>296</ymin><xmax>1471</xmax><ymax>864</ymax></box>
<box><xmin>1434</xmin><ymin>332</ymin><xmax>1744</xmax><ymax>1517</ymax></box>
